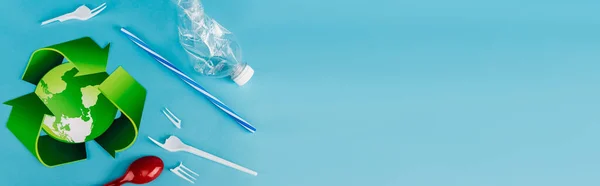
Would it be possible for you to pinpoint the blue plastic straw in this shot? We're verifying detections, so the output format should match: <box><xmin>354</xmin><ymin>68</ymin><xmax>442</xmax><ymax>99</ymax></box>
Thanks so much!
<box><xmin>120</xmin><ymin>28</ymin><xmax>256</xmax><ymax>133</ymax></box>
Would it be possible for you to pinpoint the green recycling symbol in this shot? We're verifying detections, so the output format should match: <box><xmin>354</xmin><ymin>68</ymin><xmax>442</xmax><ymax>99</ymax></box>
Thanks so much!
<box><xmin>4</xmin><ymin>37</ymin><xmax>146</xmax><ymax>167</ymax></box>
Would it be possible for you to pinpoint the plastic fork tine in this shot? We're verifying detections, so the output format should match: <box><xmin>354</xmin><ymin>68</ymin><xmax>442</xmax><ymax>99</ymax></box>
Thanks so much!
<box><xmin>89</xmin><ymin>6</ymin><xmax>107</xmax><ymax>18</ymax></box>
<box><xmin>91</xmin><ymin>2</ymin><xmax>107</xmax><ymax>12</ymax></box>
<box><xmin>162</xmin><ymin>107</ymin><xmax>181</xmax><ymax>129</ymax></box>
<box><xmin>171</xmin><ymin>162</ymin><xmax>199</xmax><ymax>184</ymax></box>
<box><xmin>180</xmin><ymin>164</ymin><xmax>199</xmax><ymax>176</ymax></box>
<box><xmin>180</xmin><ymin>169</ymin><xmax>197</xmax><ymax>180</ymax></box>
<box><xmin>147</xmin><ymin>136</ymin><xmax>168</xmax><ymax>150</ymax></box>
<box><xmin>171</xmin><ymin>168</ymin><xmax>195</xmax><ymax>183</ymax></box>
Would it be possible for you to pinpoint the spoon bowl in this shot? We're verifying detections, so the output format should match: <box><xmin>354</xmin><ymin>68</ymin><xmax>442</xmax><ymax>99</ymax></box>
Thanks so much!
<box><xmin>104</xmin><ymin>156</ymin><xmax>164</xmax><ymax>186</ymax></box>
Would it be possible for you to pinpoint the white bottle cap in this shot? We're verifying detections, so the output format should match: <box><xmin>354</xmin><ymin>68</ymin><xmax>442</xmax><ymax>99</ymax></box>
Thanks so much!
<box><xmin>232</xmin><ymin>65</ymin><xmax>254</xmax><ymax>86</ymax></box>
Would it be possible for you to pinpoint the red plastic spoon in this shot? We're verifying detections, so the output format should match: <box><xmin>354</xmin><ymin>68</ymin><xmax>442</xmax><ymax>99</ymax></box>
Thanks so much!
<box><xmin>104</xmin><ymin>156</ymin><xmax>164</xmax><ymax>186</ymax></box>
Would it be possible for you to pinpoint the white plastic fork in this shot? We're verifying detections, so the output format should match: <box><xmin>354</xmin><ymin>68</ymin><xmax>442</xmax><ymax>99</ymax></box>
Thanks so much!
<box><xmin>41</xmin><ymin>3</ymin><xmax>107</xmax><ymax>25</ymax></box>
<box><xmin>171</xmin><ymin>162</ymin><xmax>199</xmax><ymax>184</ymax></box>
<box><xmin>148</xmin><ymin>135</ymin><xmax>258</xmax><ymax>176</ymax></box>
<box><xmin>162</xmin><ymin>107</ymin><xmax>181</xmax><ymax>129</ymax></box>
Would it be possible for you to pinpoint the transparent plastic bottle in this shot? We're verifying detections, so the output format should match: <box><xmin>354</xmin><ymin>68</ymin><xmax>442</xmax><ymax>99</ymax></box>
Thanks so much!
<box><xmin>174</xmin><ymin>0</ymin><xmax>254</xmax><ymax>86</ymax></box>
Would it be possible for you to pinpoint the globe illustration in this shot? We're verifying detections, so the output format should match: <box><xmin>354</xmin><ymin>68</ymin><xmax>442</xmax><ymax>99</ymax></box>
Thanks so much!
<box><xmin>34</xmin><ymin>62</ymin><xmax>117</xmax><ymax>143</ymax></box>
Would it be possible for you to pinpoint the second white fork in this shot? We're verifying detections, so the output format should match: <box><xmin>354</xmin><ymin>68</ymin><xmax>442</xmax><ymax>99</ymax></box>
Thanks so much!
<box><xmin>148</xmin><ymin>135</ymin><xmax>258</xmax><ymax>176</ymax></box>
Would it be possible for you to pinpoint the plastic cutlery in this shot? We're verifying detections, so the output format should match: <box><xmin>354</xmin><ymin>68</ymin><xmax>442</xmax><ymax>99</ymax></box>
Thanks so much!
<box><xmin>171</xmin><ymin>162</ymin><xmax>199</xmax><ymax>184</ymax></box>
<box><xmin>41</xmin><ymin>3</ymin><xmax>107</xmax><ymax>25</ymax></box>
<box><xmin>104</xmin><ymin>156</ymin><xmax>164</xmax><ymax>186</ymax></box>
<box><xmin>162</xmin><ymin>107</ymin><xmax>181</xmax><ymax>129</ymax></box>
<box><xmin>148</xmin><ymin>135</ymin><xmax>258</xmax><ymax>176</ymax></box>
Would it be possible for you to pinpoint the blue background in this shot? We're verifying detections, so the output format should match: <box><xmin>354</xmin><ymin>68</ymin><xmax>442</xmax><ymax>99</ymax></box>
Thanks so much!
<box><xmin>1</xmin><ymin>0</ymin><xmax>600</xmax><ymax>185</ymax></box>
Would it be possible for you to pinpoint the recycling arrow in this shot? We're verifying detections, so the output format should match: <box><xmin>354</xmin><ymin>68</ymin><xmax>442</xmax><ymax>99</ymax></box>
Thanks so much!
<box><xmin>6</xmin><ymin>93</ymin><xmax>88</xmax><ymax>166</ymax></box>
<box><xmin>47</xmin><ymin>37</ymin><xmax>111</xmax><ymax>77</ymax></box>
<box><xmin>4</xmin><ymin>37</ymin><xmax>146</xmax><ymax>167</ymax></box>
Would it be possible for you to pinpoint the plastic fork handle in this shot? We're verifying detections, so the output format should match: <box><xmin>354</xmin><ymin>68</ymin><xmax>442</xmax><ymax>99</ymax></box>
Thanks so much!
<box><xmin>41</xmin><ymin>13</ymin><xmax>74</xmax><ymax>25</ymax></box>
<box><xmin>183</xmin><ymin>146</ymin><xmax>258</xmax><ymax>176</ymax></box>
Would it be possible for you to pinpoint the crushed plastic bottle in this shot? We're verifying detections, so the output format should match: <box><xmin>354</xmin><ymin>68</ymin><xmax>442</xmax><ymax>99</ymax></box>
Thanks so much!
<box><xmin>173</xmin><ymin>0</ymin><xmax>254</xmax><ymax>86</ymax></box>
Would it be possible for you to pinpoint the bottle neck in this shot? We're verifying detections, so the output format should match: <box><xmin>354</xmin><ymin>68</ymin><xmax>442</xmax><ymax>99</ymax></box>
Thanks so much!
<box><xmin>231</xmin><ymin>63</ymin><xmax>246</xmax><ymax>79</ymax></box>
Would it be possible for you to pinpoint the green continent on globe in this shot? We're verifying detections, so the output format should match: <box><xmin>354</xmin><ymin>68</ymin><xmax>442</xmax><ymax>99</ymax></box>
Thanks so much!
<box><xmin>34</xmin><ymin>62</ymin><xmax>117</xmax><ymax>143</ymax></box>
